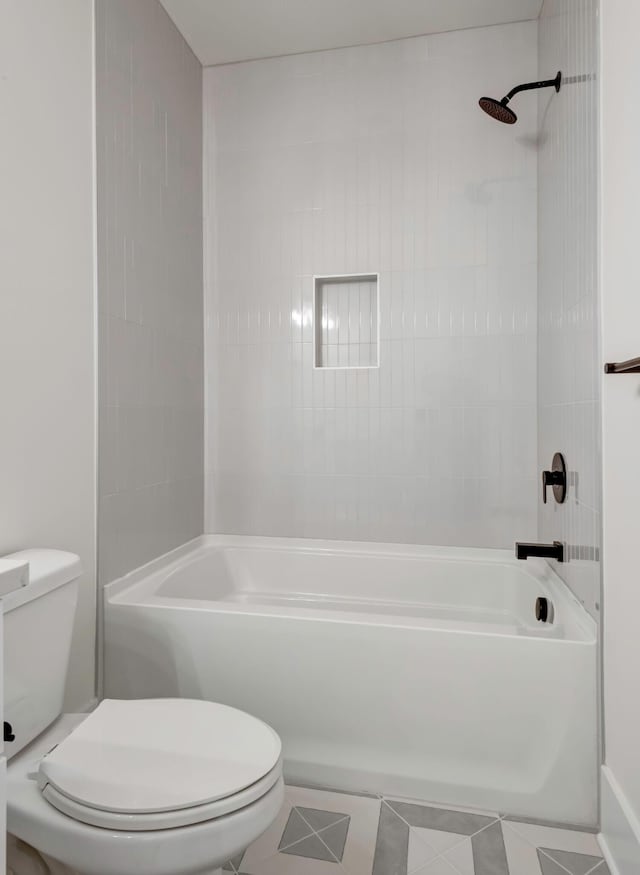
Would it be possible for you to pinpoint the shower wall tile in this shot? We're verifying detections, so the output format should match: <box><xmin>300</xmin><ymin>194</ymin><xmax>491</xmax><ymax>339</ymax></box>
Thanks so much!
<box><xmin>537</xmin><ymin>0</ymin><xmax>600</xmax><ymax>617</ymax></box>
<box><xmin>96</xmin><ymin>0</ymin><xmax>204</xmax><ymax>584</ymax></box>
<box><xmin>204</xmin><ymin>21</ymin><xmax>539</xmax><ymax>548</ymax></box>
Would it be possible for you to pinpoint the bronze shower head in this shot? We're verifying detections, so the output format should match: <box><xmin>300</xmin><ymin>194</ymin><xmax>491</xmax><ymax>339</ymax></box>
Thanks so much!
<box><xmin>478</xmin><ymin>97</ymin><xmax>517</xmax><ymax>124</ymax></box>
<box><xmin>479</xmin><ymin>71</ymin><xmax>561</xmax><ymax>124</ymax></box>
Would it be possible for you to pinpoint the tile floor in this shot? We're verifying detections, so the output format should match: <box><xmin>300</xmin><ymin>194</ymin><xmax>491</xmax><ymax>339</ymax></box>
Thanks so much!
<box><xmin>223</xmin><ymin>784</ymin><xmax>610</xmax><ymax>875</ymax></box>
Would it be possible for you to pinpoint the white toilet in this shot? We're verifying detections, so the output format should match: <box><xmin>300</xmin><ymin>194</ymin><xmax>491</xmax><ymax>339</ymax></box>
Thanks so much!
<box><xmin>4</xmin><ymin>550</ymin><xmax>284</xmax><ymax>875</ymax></box>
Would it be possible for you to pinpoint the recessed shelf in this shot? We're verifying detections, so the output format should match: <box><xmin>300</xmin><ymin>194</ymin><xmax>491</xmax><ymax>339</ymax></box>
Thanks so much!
<box><xmin>313</xmin><ymin>273</ymin><xmax>379</xmax><ymax>369</ymax></box>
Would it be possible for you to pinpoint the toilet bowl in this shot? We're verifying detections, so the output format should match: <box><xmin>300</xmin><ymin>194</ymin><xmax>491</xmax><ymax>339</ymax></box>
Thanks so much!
<box><xmin>8</xmin><ymin>700</ymin><xmax>284</xmax><ymax>875</ymax></box>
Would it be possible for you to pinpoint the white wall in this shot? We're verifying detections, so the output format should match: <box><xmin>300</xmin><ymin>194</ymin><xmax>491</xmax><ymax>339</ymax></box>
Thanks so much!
<box><xmin>537</xmin><ymin>0</ymin><xmax>600</xmax><ymax>620</ymax></box>
<box><xmin>600</xmin><ymin>1</ymin><xmax>640</xmax><ymax>870</ymax></box>
<box><xmin>204</xmin><ymin>21</ymin><xmax>539</xmax><ymax>548</ymax></box>
<box><xmin>0</xmin><ymin>0</ymin><xmax>96</xmax><ymax>709</ymax></box>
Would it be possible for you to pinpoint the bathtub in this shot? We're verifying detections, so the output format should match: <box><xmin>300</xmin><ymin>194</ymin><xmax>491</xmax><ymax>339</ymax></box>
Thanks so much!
<box><xmin>104</xmin><ymin>535</ymin><xmax>598</xmax><ymax>826</ymax></box>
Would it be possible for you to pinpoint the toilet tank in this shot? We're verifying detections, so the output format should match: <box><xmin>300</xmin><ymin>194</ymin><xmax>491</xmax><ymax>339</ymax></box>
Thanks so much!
<box><xmin>2</xmin><ymin>550</ymin><xmax>81</xmax><ymax>758</ymax></box>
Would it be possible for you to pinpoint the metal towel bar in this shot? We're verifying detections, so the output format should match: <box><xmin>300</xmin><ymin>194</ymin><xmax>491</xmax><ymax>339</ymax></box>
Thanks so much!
<box><xmin>604</xmin><ymin>356</ymin><xmax>640</xmax><ymax>374</ymax></box>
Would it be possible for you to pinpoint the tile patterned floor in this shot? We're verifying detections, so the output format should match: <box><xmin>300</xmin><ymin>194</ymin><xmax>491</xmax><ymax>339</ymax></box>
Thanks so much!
<box><xmin>223</xmin><ymin>784</ymin><xmax>610</xmax><ymax>875</ymax></box>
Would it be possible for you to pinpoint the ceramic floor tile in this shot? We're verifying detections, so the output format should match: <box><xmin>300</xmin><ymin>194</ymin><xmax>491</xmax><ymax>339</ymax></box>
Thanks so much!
<box><xmin>377</xmin><ymin>798</ymin><xmax>501</xmax><ymax>875</ymax></box>
<box><xmin>336</xmin><ymin>795</ymin><xmax>384</xmax><ymax>875</ymax></box>
<box><xmin>503</xmin><ymin>821</ymin><xmax>602</xmax><ymax>858</ymax></box>
<box><xmin>240</xmin><ymin>850</ymin><xmax>345</xmax><ymax>875</ymax></box>
<box><xmin>281</xmin><ymin>832</ymin><xmax>340</xmax><ymax>863</ymax></box>
<box><xmin>237</xmin><ymin>789</ymin><xmax>318</xmax><ymax>872</ymax></box>
<box><xmin>372</xmin><ymin>801</ymin><xmax>410</xmax><ymax>875</ymax></box>
<box><xmin>413</xmin><ymin>858</ymin><xmax>461</xmax><ymax>875</ymax></box>
<box><xmin>410</xmin><ymin>826</ymin><xmax>472</xmax><ymax>856</ymax></box>
<box><xmin>298</xmin><ymin>807</ymin><xmax>351</xmax><ymax>833</ymax></box>
<box><xmin>536</xmin><ymin>852</ymin><xmax>568</xmax><ymax>875</ymax></box>
<box><xmin>471</xmin><ymin>821</ymin><xmax>510</xmax><ymax>875</ymax></box>
<box><xmin>241</xmin><ymin>784</ymin><xmax>380</xmax><ymax>875</ymax></box>
<box><xmin>502</xmin><ymin>823</ymin><xmax>546</xmax><ymax>875</ymax></box>
<box><xmin>319</xmin><ymin>819</ymin><xmax>351</xmax><ymax>862</ymax></box>
<box><xmin>234</xmin><ymin>783</ymin><xmax>603</xmax><ymax>875</ymax></box>
<box><xmin>501</xmin><ymin>821</ymin><xmax>604</xmax><ymax>875</ymax></box>
<box><xmin>406</xmin><ymin>828</ymin><xmax>440</xmax><ymax>872</ymax></box>
<box><xmin>385</xmin><ymin>799</ymin><xmax>497</xmax><ymax>836</ymax></box>
<box><xmin>241</xmin><ymin>799</ymin><xmax>295</xmax><ymax>851</ymax></box>
<box><xmin>280</xmin><ymin>808</ymin><xmax>319</xmax><ymax>849</ymax></box>
<box><xmin>385</xmin><ymin>795</ymin><xmax>500</xmax><ymax>822</ymax></box>
<box><xmin>441</xmin><ymin>837</ymin><xmax>475</xmax><ymax>875</ymax></box>
<box><xmin>286</xmin><ymin>785</ymin><xmax>382</xmax><ymax>823</ymax></box>
<box><xmin>290</xmin><ymin>790</ymin><xmax>381</xmax><ymax>875</ymax></box>
<box><xmin>539</xmin><ymin>848</ymin><xmax>606</xmax><ymax>875</ymax></box>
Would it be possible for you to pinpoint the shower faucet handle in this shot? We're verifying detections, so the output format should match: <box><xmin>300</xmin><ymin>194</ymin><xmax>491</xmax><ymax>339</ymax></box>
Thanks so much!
<box><xmin>542</xmin><ymin>452</ymin><xmax>567</xmax><ymax>504</ymax></box>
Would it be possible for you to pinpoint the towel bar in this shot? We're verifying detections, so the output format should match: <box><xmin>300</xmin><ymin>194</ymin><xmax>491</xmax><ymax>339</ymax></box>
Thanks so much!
<box><xmin>604</xmin><ymin>356</ymin><xmax>640</xmax><ymax>374</ymax></box>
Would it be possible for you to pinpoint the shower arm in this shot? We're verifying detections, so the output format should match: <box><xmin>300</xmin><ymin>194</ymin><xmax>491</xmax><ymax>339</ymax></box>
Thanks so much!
<box><xmin>503</xmin><ymin>72</ymin><xmax>562</xmax><ymax>104</ymax></box>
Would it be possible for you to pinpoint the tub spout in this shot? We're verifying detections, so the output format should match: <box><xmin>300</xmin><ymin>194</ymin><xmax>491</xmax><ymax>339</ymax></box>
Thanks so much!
<box><xmin>515</xmin><ymin>541</ymin><xmax>564</xmax><ymax>562</ymax></box>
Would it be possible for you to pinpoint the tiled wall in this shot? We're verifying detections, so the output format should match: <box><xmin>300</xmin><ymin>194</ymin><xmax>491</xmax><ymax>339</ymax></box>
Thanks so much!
<box><xmin>537</xmin><ymin>0</ymin><xmax>600</xmax><ymax>617</ymax></box>
<box><xmin>96</xmin><ymin>0</ymin><xmax>204</xmax><ymax>584</ymax></box>
<box><xmin>204</xmin><ymin>21</ymin><xmax>539</xmax><ymax>548</ymax></box>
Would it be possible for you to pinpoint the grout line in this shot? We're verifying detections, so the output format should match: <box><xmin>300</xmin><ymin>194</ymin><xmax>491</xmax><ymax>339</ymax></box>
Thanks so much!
<box><xmin>411</xmin><ymin>851</ymin><xmax>466</xmax><ymax>875</ymax></box>
<box><xmin>278</xmin><ymin>831</ymin><xmax>316</xmax><ymax>854</ymax></box>
<box><xmin>311</xmin><ymin>827</ymin><xmax>348</xmax><ymax>869</ymax></box>
<box><xmin>309</xmin><ymin>813</ymin><xmax>352</xmax><ymax>836</ymax></box>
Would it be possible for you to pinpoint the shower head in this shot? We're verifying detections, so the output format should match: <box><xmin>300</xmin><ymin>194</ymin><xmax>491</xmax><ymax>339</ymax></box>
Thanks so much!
<box><xmin>478</xmin><ymin>97</ymin><xmax>517</xmax><ymax>125</ymax></box>
<box><xmin>479</xmin><ymin>71</ymin><xmax>561</xmax><ymax>124</ymax></box>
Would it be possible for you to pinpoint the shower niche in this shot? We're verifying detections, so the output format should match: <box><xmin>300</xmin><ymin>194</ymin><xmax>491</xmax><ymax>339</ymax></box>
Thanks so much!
<box><xmin>313</xmin><ymin>273</ymin><xmax>379</xmax><ymax>369</ymax></box>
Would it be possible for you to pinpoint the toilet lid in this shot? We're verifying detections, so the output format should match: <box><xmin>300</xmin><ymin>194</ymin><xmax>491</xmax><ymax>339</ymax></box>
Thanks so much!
<box><xmin>37</xmin><ymin>699</ymin><xmax>282</xmax><ymax>816</ymax></box>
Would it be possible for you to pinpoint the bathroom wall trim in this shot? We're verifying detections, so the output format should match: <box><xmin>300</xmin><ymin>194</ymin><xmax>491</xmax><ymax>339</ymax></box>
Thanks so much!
<box><xmin>599</xmin><ymin>766</ymin><xmax>640</xmax><ymax>875</ymax></box>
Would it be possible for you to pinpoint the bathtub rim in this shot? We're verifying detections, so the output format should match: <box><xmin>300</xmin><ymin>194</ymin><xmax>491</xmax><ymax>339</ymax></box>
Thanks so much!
<box><xmin>104</xmin><ymin>535</ymin><xmax>597</xmax><ymax>644</ymax></box>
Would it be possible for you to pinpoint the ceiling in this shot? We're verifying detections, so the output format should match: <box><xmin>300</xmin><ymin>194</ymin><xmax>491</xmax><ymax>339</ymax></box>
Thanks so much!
<box><xmin>159</xmin><ymin>0</ymin><xmax>544</xmax><ymax>67</ymax></box>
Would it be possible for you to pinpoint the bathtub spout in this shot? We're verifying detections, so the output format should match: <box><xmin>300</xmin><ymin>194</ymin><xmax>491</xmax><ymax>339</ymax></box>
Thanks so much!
<box><xmin>516</xmin><ymin>541</ymin><xmax>564</xmax><ymax>562</ymax></box>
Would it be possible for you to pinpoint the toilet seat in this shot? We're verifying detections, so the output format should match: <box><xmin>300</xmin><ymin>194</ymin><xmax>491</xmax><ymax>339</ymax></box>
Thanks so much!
<box><xmin>41</xmin><ymin>760</ymin><xmax>283</xmax><ymax>830</ymax></box>
<box><xmin>37</xmin><ymin>699</ymin><xmax>282</xmax><ymax>831</ymax></box>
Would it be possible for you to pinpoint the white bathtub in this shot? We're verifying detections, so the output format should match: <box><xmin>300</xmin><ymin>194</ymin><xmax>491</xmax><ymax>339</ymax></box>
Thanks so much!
<box><xmin>104</xmin><ymin>535</ymin><xmax>598</xmax><ymax>826</ymax></box>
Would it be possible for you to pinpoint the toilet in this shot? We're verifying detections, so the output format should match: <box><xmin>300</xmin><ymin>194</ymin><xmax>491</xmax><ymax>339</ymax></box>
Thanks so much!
<box><xmin>4</xmin><ymin>550</ymin><xmax>284</xmax><ymax>875</ymax></box>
